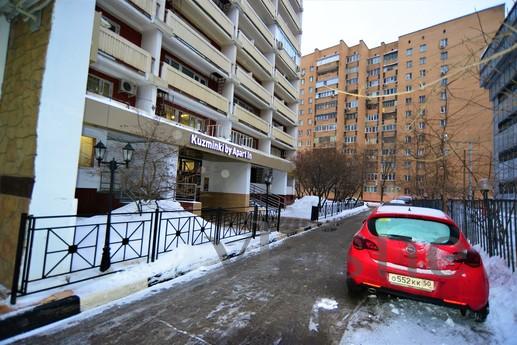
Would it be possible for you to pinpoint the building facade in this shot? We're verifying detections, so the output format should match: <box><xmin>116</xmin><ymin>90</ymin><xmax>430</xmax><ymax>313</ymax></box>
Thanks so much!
<box><xmin>0</xmin><ymin>0</ymin><xmax>301</xmax><ymax>287</ymax></box>
<box><xmin>298</xmin><ymin>5</ymin><xmax>504</xmax><ymax>201</ymax></box>
<box><xmin>480</xmin><ymin>3</ymin><xmax>517</xmax><ymax>199</ymax></box>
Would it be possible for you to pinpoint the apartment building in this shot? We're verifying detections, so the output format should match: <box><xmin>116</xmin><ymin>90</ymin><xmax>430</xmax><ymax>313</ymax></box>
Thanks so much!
<box><xmin>0</xmin><ymin>0</ymin><xmax>301</xmax><ymax>286</ymax></box>
<box><xmin>480</xmin><ymin>2</ymin><xmax>517</xmax><ymax>198</ymax></box>
<box><xmin>299</xmin><ymin>5</ymin><xmax>504</xmax><ymax>201</ymax></box>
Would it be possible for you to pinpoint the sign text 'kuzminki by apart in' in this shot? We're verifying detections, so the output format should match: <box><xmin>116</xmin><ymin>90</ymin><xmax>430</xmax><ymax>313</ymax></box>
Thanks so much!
<box><xmin>190</xmin><ymin>134</ymin><xmax>253</xmax><ymax>160</ymax></box>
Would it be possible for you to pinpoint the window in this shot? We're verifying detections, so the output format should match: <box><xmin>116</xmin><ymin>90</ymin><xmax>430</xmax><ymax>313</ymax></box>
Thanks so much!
<box><xmin>418</xmin><ymin>108</ymin><xmax>426</xmax><ymax>116</ymax></box>
<box><xmin>419</xmin><ymin>69</ymin><xmax>426</xmax><ymax>77</ymax></box>
<box><xmin>383</xmin><ymin>100</ymin><xmax>396</xmax><ymax>107</ymax></box>
<box><xmin>405</xmin><ymin>73</ymin><xmax>412</xmax><ymax>80</ymax></box>
<box><xmin>384</xmin><ymin>51</ymin><xmax>398</xmax><ymax>62</ymax></box>
<box><xmin>419</xmin><ymin>57</ymin><xmax>426</xmax><ymax>65</ymax></box>
<box><xmin>346</xmin><ymin>100</ymin><xmax>358</xmax><ymax>108</ymax></box>
<box><xmin>308</xmin><ymin>87</ymin><xmax>313</xmax><ymax>93</ymax></box>
<box><xmin>316</xmin><ymin>77</ymin><xmax>339</xmax><ymax>88</ymax></box>
<box><xmin>441</xmin><ymin>78</ymin><xmax>448</xmax><ymax>86</ymax></box>
<box><xmin>406</xmin><ymin>60</ymin><xmax>413</xmax><ymax>68</ymax></box>
<box><xmin>298</xmin><ymin>129</ymin><xmax>303</xmax><ymax>136</ymax></box>
<box><xmin>405</xmin><ymin>110</ymin><xmax>412</xmax><ymax>117</ymax></box>
<box><xmin>366</xmin><ymin>113</ymin><xmax>379</xmax><ymax>121</ymax></box>
<box><xmin>101</xmin><ymin>15</ymin><xmax>121</xmax><ymax>34</ymax></box>
<box><xmin>367</xmin><ymin>173</ymin><xmax>378</xmax><ymax>181</ymax></box>
<box><xmin>315</xmin><ymin>124</ymin><xmax>336</xmax><ymax>132</ymax></box>
<box><xmin>308</xmin><ymin>119</ymin><xmax>313</xmax><ymax>125</ymax></box>
<box><xmin>405</xmin><ymin>98</ymin><xmax>412</xmax><ymax>105</ymax></box>
<box><xmin>440</xmin><ymin>119</ymin><xmax>447</xmax><ymax>127</ymax></box>
<box><xmin>309</xmin><ymin>76</ymin><xmax>314</xmax><ymax>82</ymax></box>
<box><xmin>298</xmin><ymin>120</ymin><xmax>303</xmax><ymax>125</ymax></box>
<box><xmin>383</xmin><ymin>64</ymin><xmax>397</xmax><ymax>72</ymax></box>
<box><xmin>306</xmin><ymin>129</ymin><xmax>312</xmax><ymax>135</ymax></box>
<box><xmin>308</xmin><ymin>97</ymin><xmax>313</xmax><ymax>104</ymax></box>
<box><xmin>440</xmin><ymin>51</ymin><xmax>448</xmax><ymax>60</ymax></box>
<box><xmin>87</xmin><ymin>74</ymin><xmax>113</xmax><ymax>98</ymax></box>
<box><xmin>384</xmin><ymin>76</ymin><xmax>397</xmax><ymax>84</ymax></box>
<box><xmin>347</xmin><ymin>53</ymin><xmax>360</xmax><ymax>63</ymax></box>
<box><xmin>365</xmin><ymin>126</ymin><xmax>378</xmax><ymax>133</ymax></box>
<box><xmin>406</xmin><ymin>85</ymin><xmax>413</xmax><ymax>92</ymax></box>
<box><xmin>405</xmin><ymin>160</ymin><xmax>412</xmax><ymax>168</ymax></box>
<box><xmin>405</xmin><ymin>48</ymin><xmax>413</xmax><ymax>56</ymax></box>
<box><xmin>367</xmin><ymin>80</ymin><xmax>380</xmax><ymax>88</ymax></box>
<box><xmin>419</xmin><ymin>122</ymin><xmax>425</xmax><ymax>129</ymax></box>
<box><xmin>344</xmin><ymin>136</ymin><xmax>357</xmax><ymax>143</ymax></box>
<box><xmin>317</xmin><ymin>54</ymin><xmax>339</xmax><ymax>66</ymax></box>
<box><xmin>404</xmin><ymin>175</ymin><xmax>412</xmax><ymax>181</ymax></box>
<box><xmin>364</xmin><ymin>185</ymin><xmax>377</xmax><ymax>193</ymax></box>
<box><xmin>368</xmin><ymin>56</ymin><xmax>381</xmax><ymax>65</ymax></box>
<box><xmin>440</xmin><ymin>65</ymin><xmax>449</xmax><ymax>75</ymax></box>
<box><xmin>405</xmin><ymin>136</ymin><xmax>412</xmax><ymax>143</ymax></box>
<box><xmin>367</xmin><ymin>68</ymin><xmax>381</xmax><ymax>76</ymax></box>
<box><xmin>440</xmin><ymin>91</ymin><xmax>447</xmax><ymax>100</ymax></box>
<box><xmin>419</xmin><ymin>95</ymin><xmax>426</xmax><ymax>103</ymax></box>
<box><xmin>315</xmin><ymin>90</ymin><xmax>336</xmax><ymax>99</ymax></box>
<box><xmin>299</xmin><ymin>109</ymin><xmax>304</xmax><ymax>115</ymax></box>
<box><xmin>346</xmin><ymin>78</ymin><xmax>358</xmax><ymax>85</ymax></box>
<box><xmin>310</xmin><ymin>66</ymin><xmax>315</xmax><ymax>72</ymax></box>
<box><xmin>440</xmin><ymin>105</ymin><xmax>447</xmax><ymax>114</ymax></box>
<box><xmin>308</xmin><ymin>108</ymin><xmax>313</xmax><ymax>114</ymax></box>
<box><xmin>315</xmin><ymin>112</ymin><xmax>337</xmax><ymax>121</ymax></box>
<box><xmin>382</xmin><ymin>124</ymin><xmax>397</xmax><ymax>131</ymax></box>
<box><xmin>315</xmin><ymin>100</ymin><xmax>337</xmax><ymax>110</ymax></box>
<box><xmin>79</xmin><ymin>136</ymin><xmax>96</xmax><ymax>167</ymax></box>
<box><xmin>345</xmin><ymin>124</ymin><xmax>357</xmax><ymax>131</ymax></box>
<box><xmin>419</xmin><ymin>44</ymin><xmax>427</xmax><ymax>52</ymax></box>
<box><xmin>301</xmin><ymin>79</ymin><xmax>305</xmax><ymax>85</ymax></box>
<box><xmin>345</xmin><ymin>112</ymin><xmax>357</xmax><ymax>120</ymax></box>
<box><xmin>440</xmin><ymin>38</ymin><xmax>448</xmax><ymax>48</ymax></box>
<box><xmin>346</xmin><ymin>66</ymin><xmax>359</xmax><ymax>73</ymax></box>
<box><xmin>405</xmin><ymin>148</ymin><xmax>411</xmax><ymax>156</ymax></box>
<box><xmin>384</xmin><ymin>88</ymin><xmax>397</xmax><ymax>95</ymax></box>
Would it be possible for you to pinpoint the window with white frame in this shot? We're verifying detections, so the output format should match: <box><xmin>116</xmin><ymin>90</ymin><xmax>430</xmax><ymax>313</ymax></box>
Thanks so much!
<box><xmin>405</xmin><ymin>48</ymin><xmax>413</xmax><ymax>56</ymax></box>
<box><xmin>345</xmin><ymin>124</ymin><xmax>357</xmax><ymax>131</ymax></box>
<box><xmin>87</xmin><ymin>74</ymin><xmax>113</xmax><ymax>98</ymax></box>
<box><xmin>440</xmin><ymin>105</ymin><xmax>447</xmax><ymax>113</ymax></box>
<box><xmin>419</xmin><ymin>57</ymin><xmax>426</xmax><ymax>65</ymax></box>
<box><xmin>440</xmin><ymin>38</ymin><xmax>448</xmax><ymax>48</ymax></box>
<box><xmin>406</xmin><ymin>60</ymin><xmax>413</xmax><ymax>68</ymax></box>
<box><xmin>406</xmin><ymin>85</ymin><xmax>413</xmax><ymax>92</ymax></box>
<box><xmin>368</xmin><ymin>56</ymin><xmax>381</xmax><ymax>65</ymax></box>
<box><xmin>419</xmin><ymin>44</ymin><xmax>427</xmax><ymax>52</ymax></box>
<box><xmin>405</xmin><ymin>73</ymin><xmax>412</xmax><ymax>80</ymax></box>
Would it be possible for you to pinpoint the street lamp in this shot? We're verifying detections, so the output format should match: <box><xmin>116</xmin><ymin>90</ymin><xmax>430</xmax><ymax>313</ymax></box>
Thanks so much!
<box><xmin>478</xmin><ymin>178</ymin><xmax>493</xmax><ymax>256</ymax></box>
<box><xmin>95</xmin><ymin>140</ymin><xmax>135</xmax><ymax>272</ymax></box>
<box><xmin>264</xmin><ymin>169</ymin><xmax>273</xmax><ymax>221</ymax></box>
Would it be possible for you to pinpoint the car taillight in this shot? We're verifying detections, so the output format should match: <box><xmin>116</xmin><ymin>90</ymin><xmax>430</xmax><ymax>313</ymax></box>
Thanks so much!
<box><xmin>352</xmin><ymin>236</ymin><xmax>379</xmax><ymax>251</ymax></box>
<box><xmin>454</xmin><ymin>249</ymin><xmax>481</xmax><ymax>267</ymax></box>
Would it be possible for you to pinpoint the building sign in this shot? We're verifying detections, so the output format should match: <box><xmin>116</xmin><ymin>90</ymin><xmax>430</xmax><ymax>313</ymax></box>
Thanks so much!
<box><xmin>190</xmin><ymin>134</ymin><xmax>253</xmax><ymax>160</ymax></box>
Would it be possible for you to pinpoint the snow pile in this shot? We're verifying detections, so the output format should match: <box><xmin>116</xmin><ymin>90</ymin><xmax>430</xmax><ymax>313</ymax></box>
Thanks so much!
<box><xmin>282</xmin><ymin>196</ymin><xmax>320</xmax><ymax>219</ymax></box>
<box><xmin>340</xmin><ymin>247</ymin><xmax>517</xmax><ymax>345</ymax></box>
<box><xmin>309</xmin><ymin>298</ymin><xmax>339</xmax><ymax>332</ymax></box>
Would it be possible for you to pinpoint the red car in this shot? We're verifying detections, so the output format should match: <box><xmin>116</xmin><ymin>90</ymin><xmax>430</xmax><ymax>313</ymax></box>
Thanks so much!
<box><xmin>346</xmin><ymin>204</ymin><xmax>489</xmax><ymax>321</ymax></box>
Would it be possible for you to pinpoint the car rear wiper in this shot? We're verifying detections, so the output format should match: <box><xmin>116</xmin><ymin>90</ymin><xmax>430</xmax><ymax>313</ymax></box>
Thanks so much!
<box><xmin>385</xmin><ymin>234</ymin><xmax>413</xmax><ymax>242</ymax></box>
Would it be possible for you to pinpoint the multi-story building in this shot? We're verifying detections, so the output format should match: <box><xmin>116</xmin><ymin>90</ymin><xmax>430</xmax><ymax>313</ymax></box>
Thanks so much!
<box><xmin>0</xmin><ymin>0</ymin><xmax>301</xmax><ymax>287</ymax></box>
<box><xmin>299</xmin><ymin>5</ymin><xmax>504</xmax><ymax>201</ymax></box>
<box><xmin>480</xmin><ymin>2</ymin><xmax>517</xmax><ymax>198</ymax></box>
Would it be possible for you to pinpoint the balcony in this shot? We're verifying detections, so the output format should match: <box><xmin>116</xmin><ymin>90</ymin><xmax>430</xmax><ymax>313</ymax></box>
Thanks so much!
<box><xmin>259</xmin><ymin>0</ymin><xmax>276</xmax><ymax>19</ymax></box>
<box><xmin>277</xmin><ymin>48</ymin><xmax>298</xmax><ymax>78</ymax></box>
<box><xmin>275</xmin><ymin>69</ymin><xmax>298</xmax><ymax>102</ymax></box>
<box><xmin>231</xmin><ymin>130</ymin><xmax>256</xmax><ymax>149</ymax></box>
<box><xmin>233</xmin><ymin>104</ymin><xmax>270</xmax><ymax>134</ymax></box>
<box><xmin>128</xmin><ymin>0</ymin><xmax>155</xmax><ymax>17</ymax></box>
<box><xmin>272</xmin><ymin>127</ymin><xmax>295</xmax><ymax>147</ymax></box>
<box><xmin>171</xmin><ymin>0</ymin><xmax>234</xmax><ymax>46</ymax></box>
<box><xmin>279</xmin><ymin>0</ymin><xmax>301</xmax><ymax>34</ymax></box>
<box><xmin>238</xmin><ymin>0</ymin><xmax>275</xmax><ymax>48</ymax></box>
<box><xmin>97</xmin><ymin>26</ymin><xmax>152</xmax><ymax>74</ymax></box>
<box><xmin>276</xmin><ymin>15</ymin><xmax>300</xmax><ymax>53</ymax></box>
<box><xmin>236</xmin><ymin>30</ymin><xmax>273</xmax><ymax>79</ymax></box>
<box><xmin>235</xmin><ymin>66</ymin><xmax>272</xmax><ymax>106</ymax></box>
<box><xmin>165</xmin><ymin>10</ymin><xmax>231</xmax><ymax>75</ymax></box>
<box><xmin>161</xmin><ymin>62</ymin><xmax>229</xmax><ymax>114</ymax></box>
<box><xmin>274</xmin><ymin>97</ymin><xmax>296</xmax><ymax>124</ymax></box>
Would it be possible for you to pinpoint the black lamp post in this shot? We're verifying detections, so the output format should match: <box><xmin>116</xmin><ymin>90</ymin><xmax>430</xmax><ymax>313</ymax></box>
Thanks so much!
<box><xmin>264</xmin><ymin>169</ymin><xmax>273</xmax><ymax>221</ymax></box>
<box><xmin>478</xmin><ymin>178</ymin><xmax>493</xmax><ymax>256</ymax></box>
<box><xmin>95</xmin><ymin>140</ymin><xmax>135</xmax><ymax>272</ymax></box>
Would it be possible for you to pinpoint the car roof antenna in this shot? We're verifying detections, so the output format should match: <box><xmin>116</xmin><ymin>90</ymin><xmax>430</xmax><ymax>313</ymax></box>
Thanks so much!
<box><xmin>408</xmin><ymin>207</ymin><xmax>411</xmax><ymax>211</ymax></box>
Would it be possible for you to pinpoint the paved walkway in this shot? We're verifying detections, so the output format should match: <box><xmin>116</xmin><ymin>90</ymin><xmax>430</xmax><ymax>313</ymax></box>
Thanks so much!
<box><xmin>12</xmin><ymin>211</ymin><xmax>370</xmax><ymax>345</ymax></box>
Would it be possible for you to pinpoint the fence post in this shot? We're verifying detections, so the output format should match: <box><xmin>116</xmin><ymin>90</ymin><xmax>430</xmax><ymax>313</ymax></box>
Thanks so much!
<box><xmin>215</xmin><ymin>208</ymin><xmax>223</xmax><ymax>244</ymax></box>
<box><xmin>10</xmin><ymin>213</ymin><xmax>28</xmax><ymax>305</ymax></box>
<box><xmin>276</xmin><ymin>203</ymin><xmax>281</xmax><ymax>232</ymax></box>
<box><xmin>252</xmin><ymin>205</ymin><xmax>258</xmax><ymax>239</ymax></box>
<box><xmin>150</xmin><ymin>208</ymin><xmax>160</xmax><ymax>262</ymax></box>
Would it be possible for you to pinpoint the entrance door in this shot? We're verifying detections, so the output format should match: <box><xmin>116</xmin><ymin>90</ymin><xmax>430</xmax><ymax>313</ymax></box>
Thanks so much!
<box><xmin>177</xmin><ymin>157</ymin><xmax>202</xmax><ymax>200</ymax></box>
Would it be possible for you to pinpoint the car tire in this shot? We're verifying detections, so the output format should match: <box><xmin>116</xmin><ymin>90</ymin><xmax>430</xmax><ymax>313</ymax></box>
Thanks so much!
<box><xmin>474</xmin><ymin>303</ymin><xmax>489</xmax><ymax>322</ymax></box>
<box><xmin>346</xmin><ymin>277</ymin><xmax>363</xmax><ymax>298</ymax></box>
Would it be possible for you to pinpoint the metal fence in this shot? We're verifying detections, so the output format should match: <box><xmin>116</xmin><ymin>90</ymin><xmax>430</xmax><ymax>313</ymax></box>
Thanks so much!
<box><xmin>318</xmin><ymin>200</ymin><xmax>365</xmax><ymax>220</ymax></box>
<box><xmin>11</xmin><ymin>205</ymin><xmax>280</xmax><ymax>304</ymax></box>
<box><xmin>413</xmin><ymin>199</ymin><xmax>517</xmax><ymax>272</ymax></box>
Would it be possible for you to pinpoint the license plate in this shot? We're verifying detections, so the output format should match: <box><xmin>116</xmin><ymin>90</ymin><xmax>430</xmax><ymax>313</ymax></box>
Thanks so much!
<box><xmin>387</xmin><ymin>273</ymin><xmax>435</xmax><ymax>292</ymax></box>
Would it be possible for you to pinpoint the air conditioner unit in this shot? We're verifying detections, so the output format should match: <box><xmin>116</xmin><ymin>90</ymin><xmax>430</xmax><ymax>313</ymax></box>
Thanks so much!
<box><xmin>276</xmin><ymin>40</ymin><xmax>284</xmax><ymax>50</ymax></box>
<box><xmin>119</xmin><ymin>80</ymin><xmax>137</xmax><ymax>95</ymax></box>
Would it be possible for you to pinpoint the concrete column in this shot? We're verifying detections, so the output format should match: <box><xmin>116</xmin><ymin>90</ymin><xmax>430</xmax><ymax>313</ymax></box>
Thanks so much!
<box><xmin>29</xmin><ymin>0</ymin><xmax>96</xmax><ymax>217</ymax></box>
<box><xmin>137</xmin><ymin>28</ymin><xmax>162</xmax><ymax>114</ymax></box>
<box><xmin>271</xmin><ymin>169</ymin><xmax>287</xmax><ymax>195</ymax></box>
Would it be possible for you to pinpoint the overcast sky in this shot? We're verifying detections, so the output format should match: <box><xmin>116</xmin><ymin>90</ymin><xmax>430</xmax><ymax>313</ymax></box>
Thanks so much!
<box><xmin>301</xmin><ymin>0</ymin><xmax>516</xmax><ymax>55</ymax></box>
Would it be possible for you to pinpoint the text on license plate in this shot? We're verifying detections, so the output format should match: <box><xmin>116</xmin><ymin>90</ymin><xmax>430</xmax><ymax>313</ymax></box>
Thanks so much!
<box><xmin>387</xmin><ymin>273</ymin><xmax>435</xmax><ymax>292</ymax></box>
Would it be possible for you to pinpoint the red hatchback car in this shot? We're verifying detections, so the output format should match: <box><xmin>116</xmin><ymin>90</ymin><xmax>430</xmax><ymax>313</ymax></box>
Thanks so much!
<box><xmin>346</xmin><ymin>204</ymin><xmax>489</xmax><ymax>321</ymax></box>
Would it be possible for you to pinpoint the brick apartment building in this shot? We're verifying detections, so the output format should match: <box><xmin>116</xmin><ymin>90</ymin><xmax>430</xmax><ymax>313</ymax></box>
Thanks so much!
<box><xmin>298</xmin><ymin>5</ymin><xmax>504</xmax><ymax>202</ymax></box>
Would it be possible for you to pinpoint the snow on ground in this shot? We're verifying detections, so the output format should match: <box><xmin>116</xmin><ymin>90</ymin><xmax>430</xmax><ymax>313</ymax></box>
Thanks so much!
<box><xmin>282</xmin><ymin>196</ymin><xmax>369</xmax><ymax>220</ymax></box>
<box><xmin>309</xmin><ymin>298</ymin><xmax>339</xmax><ymax>332</ymax></box>
<box><xmin>340</xmin><ymin>247</ymin><xmax>517</xmax><ymax>345</ymax></box>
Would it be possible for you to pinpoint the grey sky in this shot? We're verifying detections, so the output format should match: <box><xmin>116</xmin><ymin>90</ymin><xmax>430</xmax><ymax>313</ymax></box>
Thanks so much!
<box><xmin>301</xmin><ymin>0</ymin><xmax>516</xmax><ymax>55</ymax></box>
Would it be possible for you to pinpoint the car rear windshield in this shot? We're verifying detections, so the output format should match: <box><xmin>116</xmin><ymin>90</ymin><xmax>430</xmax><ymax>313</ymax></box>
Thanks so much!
<box><xmin>368</xmin><ymin>217</ymin><xmax>459</xmax><ymax>244</ymax></box>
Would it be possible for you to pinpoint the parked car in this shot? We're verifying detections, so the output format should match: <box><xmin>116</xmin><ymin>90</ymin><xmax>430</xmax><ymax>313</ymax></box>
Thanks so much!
<box><xmin>391</xmin><ymin>195</ymin><xmax>413</xmax><ymax>204</ymax></box>
<box><xmin>346</xmin><ymin>204</ymin><xmax>489</xmax><ymax>321</ymax></box>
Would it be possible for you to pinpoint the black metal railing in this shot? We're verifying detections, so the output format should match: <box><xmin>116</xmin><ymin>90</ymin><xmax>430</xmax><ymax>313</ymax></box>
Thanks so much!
<box><xmin>413</xmin><ymin>199</ymin><xmax>517</xmax><ymax>272</ymax></box>
<box><xmin>11</xmin><ymin>205</ymin><xmax>281</xmax><ymax>304</ymax></box>
<box><xmin>318</xmin><ymin>199</ymin><xmax>365</xmax><ymax>220</ymax></box>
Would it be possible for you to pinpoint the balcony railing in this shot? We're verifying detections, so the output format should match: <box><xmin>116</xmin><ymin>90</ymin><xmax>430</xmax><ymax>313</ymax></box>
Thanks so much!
<box><xmin>279</xmin><ymin>0</ymin><xmax>301</xmax><ymax>33</ymax></box>
<box><xmin>237</xmin><ymin>30</ymin><xmax>273</xmax><ymax>77</ymax></box>
<box><xmin>275</xmin><ymin>69</ymin><xmax>298</xmax><ymax>100</ymax></box>
<box><xmin>172</xmin><ymin>0</ymin><xmax>233</xmax><ymax>44</ymax></box>
<box><xmin>272</xmin><ymin>127</ymin><xmax>295</xmax><ymax>147</ymax></box>
<box><xmin>277</xmin><ymin>48</ymin><xmax>298</xmax><ymax>77</ymax></box>
<box><xmin>239</xmin><ymin>0</ymin><xmax>275</xmax><ymax>47</ymax></box>
<box><xmin>231</xmin><ymin>130</ymin><xmax>256</xmax><ymax>149</ymax></box>
<box><xmin>259</xmin><ymin>0</ymin><xmax>276</xmax><ymax>19</ymax></box>
<box><xmin>274</xmin><ymin>97</ymin><xmax>296</xmax><ymax>124</ymax></box>
<box><xmin>161</xmin><ymin>62</ymin><xmax>229</xmax><ymax>114</ymax></box>
<box><xmin>165</xmin><ymin>10</ymin><xmax>231</xmax><ymax>75</ymax></box>
<box><xmin>236</xmin><ymin>67</ymin><xmax>272</xmax><ymax>106</ymax></box>
<box><xmin>276</xmin><ymin>15</ymin><xmax>300</xmax><ymax>53</ymax></box>
<box><xmin>233</xmin><ymin>104</ymin><xmax>270</xmax><ymax>134</ymax></box>
<box><xmin>98</xmin><ymin>26</ymin><xmax>152</xmax><ymax>74</ymax></box>
<box><xmin>128</xmin><ymin>0</ymin><xmax>156</xmax><ymax>17</ymax></box>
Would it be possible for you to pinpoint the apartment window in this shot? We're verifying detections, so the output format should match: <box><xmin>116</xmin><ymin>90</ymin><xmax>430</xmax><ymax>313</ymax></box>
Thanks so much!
<box><xmin>308</xmin><ymin>108</ymin><xmax>313</xmax><ymax>114</ymax></box>
<box><xmin>441</xmin><ymin>78</ymin><xmax>448</xmax><ymax>86</ymax></box>
<box><xmin>299</xmin><ymin>109</ymin><xmax>304</xmax><ymax>115</ymax></box>
<box><xmin>310</xmin><ymin>66</ymin><xmax>315</xmax><ymax>72</ymax></box>
<box><xmin>367</xmin><ymin>173</ymin><xmax>378</xmax><ymax>181</ymax></box>
<box><xmin>78</xmin><ymin>136</ymin><xmax>96</xmax><ymax>168</ymax></box>
<box><xmin>440</xmin><ymin>38</ymin><xmax>448</xmax><ymax>48</ymax></box>
<box><xmin>347</xmin><ymin>53</ymin><xmax>360</xmax><ymax>63</ymax></box>
<box><xmin>366</xmin><ymin>113</ymin><xmax>379</xmax><ymax>121</ymax></box>
<box><xmin>440</xmin><ymin>91</ymin><xmax>447</xmax><ymax>100</ymax></box>
<box><xmin>315</xmin><ymin>90</ymin><xmax>336</xmax><ymax>99</ymax></box>
<box><xmin>417</xmin><ymin>175</ymin><xmax>424</xmax><ymax>182</ymax></box>
<box><xmin>405</xmin><ymin>73</ymin><xmax>412</xmax><ymax>80</ymax></box>
<box><xmin>417</xmin><ymin>149</ymin><xmax>424</xmax><ymax>157</ymax></box>
<box><xmin>440</xmin><ymin>119</ymin><xmax>447</xmax><ymax>127</ymax></box>
<box><xmin>405</xmin><ymin>124</ymin><xmax>413</xmax><ymax>130</ymax></box>
<box><xmin>315</xmin><ymin>112</ymin><xmax>337</xmax><ymax>121</ymax></box>
<box><xmin>346</xmin><ymin>100</ymin><xmax>358</xmax><ymax>108</ymax></box>
<box><xmin>346</xmin><ymin>66</ymin><xmax>359</xmax><ymax>73</ymax></box>
<box><xmin>383</xmin><ymin>64</ymin><xmax>397</xmax><ymax>72</ymax></box>
<box><xmin>306</xmin><ymin>129</ymin><xmax>312</xmax><ymax>135</ymax></box>
<box><xmin>405</xmin><ymin>98</ymin><xmax>412</xmax><ymax>105</ymax></box>
<box><xmin>405</xmin><ymin>48</ymin><xmax>413</xmax><ymax>56</ymax></box>
<box><xmin>367</xmin><ymin>68</ymin><xmax>381</xmax><ymax>76</ymax></box>
<box><xmin>315</xmin><ymin>100</ymin><xmax>337</xmax><ymax>110</ymax></box>
<box><xmin>345</xmin><ymin>112</ymin><xmax>357</xmax><ymax>120</ymax></box>
<box><xmin>317</xmin><ymin>54</ymin><xmax>340</xmax><ymax>66</ymax></box>
<box><xmin>384</xmin><ymin>88</ymin><xmax>397</xmax><ymax>95</ymax></box>
<box><xmin>301</xmin><ymin>79</ymin><xmax>305</xmax><ymax>85</ymax></box>
<box><xmin>346</xmin><ymin>78</ymin><xmax>358</xmax><ymax>85</ymax></box>
<box><xmin>406</xmin><ymin>85</ymin><xmax>413</xmax><ymax>92</ymax></box>
<box><xmin>419</xmin><ymin>44</ymin><xmax>427</xmax><ymax>52</ymax></box>
<box><xmin>440</xmin><ymin>51</ymin><xmax>448</xmax><ymax>60</ymax></box>
<box><xmin>440</xmin><ymin>65</ymin><xmax>449</xmax><ymax>75</ymax></box>
<box><xmin>308</xmin><ymin>87</ymin><xmax>313</xmax><ymax>93</ymax></box>
<box><xmin>364</xmin><ymin>185</ymin><xmax>377</xmax><ymax>193</ymax></box>
<box><xmin>419</xmin><ymin>57</ymin><xmax>426</xmax><ymax>65</ymax></box>
<box><xmin>384</xmin><ymin>76</ymin><xmax>397</xmax><ymax>84</ymax></box>
<box><xmin>419</xmin><ymin>122</ymin><xmax>425</xmax><ymax>129</ymax></box>
<box><xmin>298</xmin><ymin>120</ymin><xmax>303</xmax><ymax>125</ymax></box>
<box><xmin>101</xmin><ymin>15</ymin><xmax>121</xmax><ymax>34</ymax></box>
<box><xmin>367</xmin><ymin>80</ymin><xmax>380</xmax><ymax>88</ymax></box>
<box><xmin>404</xmin><ymin>175</ymin><xmax>412</xmax><ymax>181</ymax></box>
<box><xmin>368</xmin><ymin>91</ymin><xmax>380</xmax><ymax>97</ymax></box>
<box><xmin>404</xmin><ymin>148</ymin><xmax>411</xmax><ymax>156</ymax></box>
<box><xmin>308</xmin><ymin>119</ymin><xmax>313</xmax><ymax>125</ymax></box>
<box><xmin>308</xmin><ymin>97</ymin><xmax>313</xmax><ymax>104</ymax></box>
<box><xmin>405</xmin><ymin>110</ymin><xmax>412</xmax><ymax>117</ymax></box>
<box><xmin>298</xmin><ymin>129</ymin><xmax>303</xmax><ymax>136</ymax></box>
<box><xmin>405</xmin><ymin>136</ymin><xmax>412</xmax><ymax>143</ymax></box>
<box><xmin>440</xmin><ymin>105</ymin><xmax>447</xmax><ymax>114</ymax></box>
<box><xmin>344</xmin><ymin>136</ymin><xmax>357</xmax><ymax>143</ymax></box>
<box><xmin>383</xmin><ymin>100</ymin><xmax>396</xmax><ymax>107</ymax></box>
<box><xmin>315</xmin><ymin>124</ymin><xmax>336</xmax><ymax>132</ymax></box>
<box><xmin>418</xmin><ymin>108</ymin><xmax>426</xmax><ymax>116</ymax></box>
<box><xmin>316</xmin><ymin>77</ymin><xmax>339</xmax><ymax>88</ymax></box>
<box><xmin>404</xmin><ymin>160</ymin><xmax>412</xmax><ymax>168</ymax></box>
<box><xmin>309</xmin><ymin>76</ymin><xmax>314</xmax><ymax>82</ymax></box>
<box><xmin>87</xmin><ymin>74</ymin><xmax>113</xmax><ymax>98</ymax></box>
<box><xmin>419</xmin><ymin>69</ymin><xmax>426</xmax><ymax>77</ymax></box>
<box><xmin>364</xmin><ymin>126</ymin><xmax>378</xmax><ymax>133</ymax></box>
<box><xmin>345</xmin><ymin>124</ymin><xmax>357</xmax><ymax>131</ymax></box>
<box><xmin>406</xmin><ymin>60</ymin><xmax>413</xmax><ymax>68</ymax></box>
<box><xmin>384</xmin><ymin>51</ymin><xmax>398</xmax><ymax>62</ymax></box>
<box><xmin>382</xmin><ymin>124</ymin><xmax>396</xmax><ymax>131</ymax></box>
<box><xmin>368</xmin><ymin>56</ymin><xmax>381</xmax><ymax>65</ymax></box>
<box><xmin>382</xmin><ymin>173</ymin><xmax>396</xmax><ymax>181</ymax></box>
<box><xmin>419</xmin><ymin>95</ymin><xmax>426</xmax><ymax>103</ymax></box>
